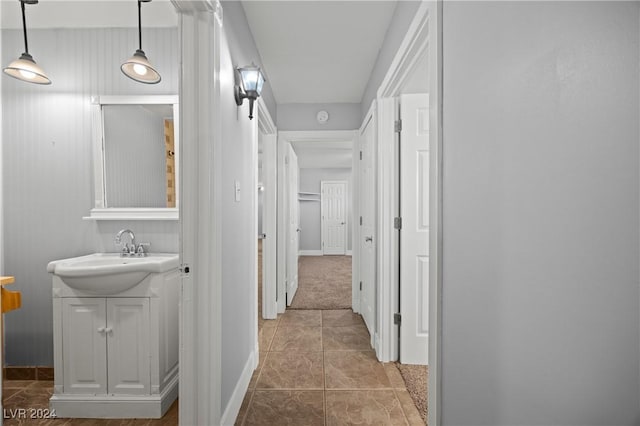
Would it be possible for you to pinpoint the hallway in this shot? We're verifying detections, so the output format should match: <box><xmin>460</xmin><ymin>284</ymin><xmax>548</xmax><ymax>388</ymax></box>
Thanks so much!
<box><xmin>241</xmin><ymin>244</ymin><xmax>423</xmax><ymax>425</ymax></box>
<box><xmin>237</xmin><ymin>309</ymin><xmax>423</xmax><ymax>425</ymax></box>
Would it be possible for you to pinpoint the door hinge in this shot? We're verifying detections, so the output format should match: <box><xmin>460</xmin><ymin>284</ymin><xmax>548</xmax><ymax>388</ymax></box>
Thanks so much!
<box><xmin>359</xmin><ymin>150</ymin><xmax>363</xmax><ymax>160</ymax></box>
<box><xmin>394</xmin><ymin>119</ymin><xmax>402</xmax><ymax>133</ymax></box>
<box><xmin>180</xmin><ymin>263</ymin><xmax>191</xmax><ymax>276</ymax></box>
<box><xmin>359</xmin><ymin>216</ymin><xmax>363</xmax><ymax>226</ymax></box>
<box><xmin>394</xmin><ymin>217</ymin><xmax>402</xmax><ymax>230</ymax></box>
<box><xmin>394</xmin><ymin>313</ymin><xmax>401</xmax><ymax>325</ymax></box>
<box><xmin>359</xmin><ymin>281</ymin><xmax>362</xmax><ymax>291</ymax></box>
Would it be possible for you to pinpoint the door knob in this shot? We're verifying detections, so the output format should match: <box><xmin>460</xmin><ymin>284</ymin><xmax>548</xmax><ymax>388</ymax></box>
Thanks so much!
<box><xmin>365</xmin><ymin>236</ymin><xmax>373</xmax><ymax>242</ymax></box>
<box><xmin>296</xmin><ymin>228</ymin><xmax>301</xmax><ymax>233</ymax></box>
<box><xmin>341</xmin><ymin>222</ymin><xmax>345</xmax><ymax>225</ymax></box>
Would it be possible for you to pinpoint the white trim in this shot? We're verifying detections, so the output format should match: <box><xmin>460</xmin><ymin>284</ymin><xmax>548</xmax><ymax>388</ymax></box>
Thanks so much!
<box><xmin>257</xmin><ymin>99</ymin><xmax>278</xmax><ymax>321</ymax></box>
<box><xmin>277</xmin><ymin>130</ymin><xmax>357</xmax><ymax>315</ymax></box>
<box><xmin>173</xmin><ymin>2</ymin><xmax>222</xmax><ymax>425</ymax></box>
<box><xmin>50</xmin><ymin>374</ymin><xmax>178</xmax><ymax>419</ymax></box>
<box><xmin>0</xmin><ymin>26</ymin><xmax>3</xmax><ymax>278</ymax></box>
<box><xmin>89</xmin><ymin>95</ymin><xmax>180</xmax><ymax>218</ymax></box>
<box><xmin>257</xmin><ymin>98</ymin><xmax>277</xmax><ymax>135</ymax></box>
<box><xmin>299</xmin><ymin>250</ymin><xmax>323</xmax><ymax>256</ymax></box>
<box><xmin>94</xmin><ymin>95</ymin><xmax>179</xmax><ymax>106</ymax></box>
<box><xmin>374</xmin><ymin>1</ymin><xmax>441</xmax><ymax>424</ymax></box>
<box><xmin>377</xmin><ymin>3</ymin><xmax>430</xmax><ymax>99</ymax></box>
<box><xmin>428</xmin><ymin>2</ymin><xmax>443</xmax><ymax>425</ymax></box>
<box><xmin>220</xmin><ymin>349</ymin><xmax>257</xmax><ymax>426</ymax></box>
<box><xmin>346</xmin><ymin>250</ymin><xmax>352</xmax><ymax>256</ymax></box>
<box><xmin>375</xmin><ymin>97</ymin><xmax>399</xmax><ymax>363</ymax></box>
<box><xmin>375</xmin><ymin>0</ymin><xmax>429</xmax><ymax>361</ymax></box>
<box><xmin>84</xmin><ymin>208</ymin><xmax>179</xmax><ymax>221</ymax></box>
<box><xmin>279</xmin><ymin>130</ymin><xmax>357</xmax><ymax>144</ymax></box>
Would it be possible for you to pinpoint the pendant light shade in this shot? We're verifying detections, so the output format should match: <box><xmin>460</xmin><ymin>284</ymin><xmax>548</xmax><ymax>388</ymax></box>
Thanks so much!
<box><xmin>121</xmin><ymin>49</ymin><xmax>161</xmax><ymax>84</ymax></box>
<box><xmin>121</xmin><ymin>0</ymin><xmax>161</xmax><ymax>84</ymax></box>
<box><xmin>3</xmin><ymin>0</ymin><xmax>51</xmax><ymax>85</ymax></box>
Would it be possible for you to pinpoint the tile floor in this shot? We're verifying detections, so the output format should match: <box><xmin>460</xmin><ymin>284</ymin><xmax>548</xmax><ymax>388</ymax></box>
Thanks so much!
<box><xmin>1</xmin><ymin>380</ymin><xmax>178</xmax><ymax>425</ymax></box>
<box><xmin>237</xmin><ymin>309</ymin><xmax>424</xmax><ymax>425</ymax></box>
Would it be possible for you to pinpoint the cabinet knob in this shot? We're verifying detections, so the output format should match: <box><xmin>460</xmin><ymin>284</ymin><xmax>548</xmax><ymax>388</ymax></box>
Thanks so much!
<box><xmin>97</xmin><ymin>327</ymin><xmax>106</xmax><ymax>334</ymax></box>
<box><xmin>105</xmin><ymin>327</ymin><xmax>113</xmax><ymax>334</ymax></box>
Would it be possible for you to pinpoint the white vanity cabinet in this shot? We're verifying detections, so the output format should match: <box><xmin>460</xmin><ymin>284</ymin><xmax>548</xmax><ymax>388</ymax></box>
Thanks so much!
<box><xmin>61</xmin><ymin>297</ymin><xmax>150</xmax><ymax>396</ymax></box>
<box><xmin>49</xmin><ymin>257</ymin><xmax>179</xmax><ymax>419</ymax></box>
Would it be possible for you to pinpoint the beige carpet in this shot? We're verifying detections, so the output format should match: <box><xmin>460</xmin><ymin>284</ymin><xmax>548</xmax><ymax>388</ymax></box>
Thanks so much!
<box><xmin>396</xmin><ymin>363</ymin><xmax>428</xmax><ymax>424</ymax></box>
<box><xmin>289</xmin><ymin>255</ymin><xmax>352</xmax><ymax>309</ymax></box>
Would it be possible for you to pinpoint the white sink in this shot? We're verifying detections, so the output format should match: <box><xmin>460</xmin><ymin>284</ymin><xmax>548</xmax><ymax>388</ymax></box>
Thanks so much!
<box><xmin>47</xmin><ymin>253</ymin><xmax>179</xmax><ymax>295</ymax></box>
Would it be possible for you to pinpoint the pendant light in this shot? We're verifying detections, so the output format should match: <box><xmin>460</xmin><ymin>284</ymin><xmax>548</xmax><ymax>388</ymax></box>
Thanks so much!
<box><xmin>3</xmin><ymin>0</ymin><xmax>51</xmax><ymax>85</ymax></box>
<box><xmin>121</xmin><ymin>0</ymin><xmax>161</xmax><ymax>84</ymax></box>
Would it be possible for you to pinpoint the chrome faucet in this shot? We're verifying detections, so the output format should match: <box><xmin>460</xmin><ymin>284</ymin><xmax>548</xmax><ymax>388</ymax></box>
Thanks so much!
<box><xmin>114</xmin><ymin>229</ymin><xmax>150</xmax><ymax>257</ymax></box>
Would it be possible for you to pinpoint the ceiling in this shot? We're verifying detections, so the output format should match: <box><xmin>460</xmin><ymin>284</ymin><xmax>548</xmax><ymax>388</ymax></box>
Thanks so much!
<box><xmin>0</xmin><ymin>1</ymin><xmax>177</xmax><ymax>29</ymax></box>
<box><xmin>241</xmin><ymin>1</ymin><xmax>397</xmax><ymax>104</ymax></box>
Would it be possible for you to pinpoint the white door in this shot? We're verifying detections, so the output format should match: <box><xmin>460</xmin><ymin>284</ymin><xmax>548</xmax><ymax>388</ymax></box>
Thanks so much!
<box><xmin>321</xmin><ymin>181</ymin><xmax>347</xmax><ymax>255</ymax></box>
<box><xmin>400</xmin><ymin>94</ymin><xmax>429</xmax><ymax>365</ymax></box>
<box><xmin>62</xmin><ymin>298</ymin><xmax>107</xmax><ymax>394</ymax></box>
<box><xmin>107</xmin><ymin>298</ymin><xmax>151</xmax><ymax>394</ymax></box>
<box><xmin>286</xmin><ymin>145</ymin><xmax>300</xmax><ymax>306</ymax></box>
<box><xmin>360</xmin><ymin>113</ymin><xmax>377</xmax><ymax>337</ymax></box>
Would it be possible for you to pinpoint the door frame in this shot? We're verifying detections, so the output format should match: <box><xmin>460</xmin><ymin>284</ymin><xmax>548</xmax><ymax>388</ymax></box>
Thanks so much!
<box><xmin>375</xmin><ymin>1</ymin><xmax>442</xmax><ymax>426</ymax></box>
<box><xmin>257</xmin><ymin>99</ymin><xmax>278</xmax><ymax>320</ymax></box>
<box><xmin>172</xmin><ymin>1</ymin><xmax>224</xmax><ymax>424</ymax></box>
<box><xmin>321</xmin><ymin>180</ymin><xmax>348</xmax><ymax>255</ymax></box>
<box><xmin>277</xmin><ymin>130</ymin><xmax>358</xmax><ymax>314</ymax></box>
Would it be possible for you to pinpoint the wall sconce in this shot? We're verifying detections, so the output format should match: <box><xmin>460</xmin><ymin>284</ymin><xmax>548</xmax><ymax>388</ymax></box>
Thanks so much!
<box><xmin>234</xmin><ymin>64</ymin><xmax>265</xmax><ymax>120</ymax></box>
<box><xmin>121</xmin><ymin>0</ymin><xmax>161</xmax><ymax>84</ymax></box>
<box><xmin>3</xmin><ymin>0</ymin><xmax>51</xmax><ymax>85</ymax></box>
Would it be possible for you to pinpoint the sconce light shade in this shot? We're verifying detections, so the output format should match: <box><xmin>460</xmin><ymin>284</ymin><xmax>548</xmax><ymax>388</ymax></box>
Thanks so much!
<box><xmin>4</xmin><ymin>52</ymin><xmax>50</xmax><ymax>85</ymax></box>
<box><xmin>238</xmin><ymin>66</ymin><xmax>265</xmax><ymax>95</ymax></box>
<box><xmin>121</xmin><ymin>0</ymin><xmax>160</xmax><ymax>84</ymax></box>
<box><xmin>121</xmin><ymin>49</ymin><xmax>161</xmax><ymax>84</ymax></box>
<box><xmin>235</xmin><ymin>64</ymin><xmax>265</xmax><ymax>120</ymax></box>
<box><xmin>3</xmin><ymin>0</ymin><xmax>51</xmax><ymax>85</ymax></box>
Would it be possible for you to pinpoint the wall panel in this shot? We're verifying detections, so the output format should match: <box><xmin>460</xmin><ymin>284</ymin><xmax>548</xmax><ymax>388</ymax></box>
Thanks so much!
<box><xmin>1</xmin><ymin>27</ymin><xmax>178</xmax><ymax>365</ymax></box>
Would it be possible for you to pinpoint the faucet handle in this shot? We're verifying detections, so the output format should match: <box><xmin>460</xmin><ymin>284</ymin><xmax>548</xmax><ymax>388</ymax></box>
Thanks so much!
<box><xmin>136</xmin><ymin>243</ymin><xmax>150</xmax><ymax>256</ymax></box>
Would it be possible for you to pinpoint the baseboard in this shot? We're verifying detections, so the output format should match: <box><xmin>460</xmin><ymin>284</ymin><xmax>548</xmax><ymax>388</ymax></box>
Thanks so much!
<box><xmin>220</xmin><ymin>348</ymin><xmax>256</xmax><ymax>426</ymax></box>
<box><xmin>346</xmin><ymin>250</ymin><xmax>352</xmax><ymax>256</ymax></box>
<box><xmin>298</xmin><ymin>250</ymin><xmax>322</xmax><ymax>256</ymax></box>
<box><xmin>4</xmin><ymin>366</ymin><xmax>53</xmax><ymax>380</ymax></box>
<box><xmin>50</xmin><ymin>374</ymin><xmax>178</xmax><ymax>419</ymax></box>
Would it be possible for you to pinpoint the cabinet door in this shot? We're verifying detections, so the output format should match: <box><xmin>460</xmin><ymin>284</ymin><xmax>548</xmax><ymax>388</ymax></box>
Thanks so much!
<box><xmin>107</xmin><ymin>298</ymin><xmax>150</xmax><ymax>395</ymax></box>
<box><xmin>61</xmin><ymin>298</ymin><xmax>107</xmax><ymax>394</ymax></box>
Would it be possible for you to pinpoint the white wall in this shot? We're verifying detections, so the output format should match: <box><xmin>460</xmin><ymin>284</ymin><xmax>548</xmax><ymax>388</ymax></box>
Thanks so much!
<box><xmin>219</xmin><ymin>27</ymin><xmax>258</xmax><ymax>413</ymax></box>
<box><xmin>221</xmin><ymin>0</ymin><xmax>277</xmax><ymax>122</ymax></box>
<box><xmin>299</xmin><ymin>168</ymin><xmax>352</xmax><ymax>252</ymax></box>
<box><xmin>277</xmin><ymin>103</ymin><xmax>361</xmax><ymax>131</ymax></box>
<box><xmin>1</xmin><ymin>27</ymin><xmax>179</xmax><ymax>366</ymax></box>
<box><xmin>360</xmin><ymin>0</ymin><xmax>421</xmax><ymax>119</ymax></box>
<box><xmin>441</xmin><ymin>2</ymin><xmax>640</xmax><ymax>424</ymax></box>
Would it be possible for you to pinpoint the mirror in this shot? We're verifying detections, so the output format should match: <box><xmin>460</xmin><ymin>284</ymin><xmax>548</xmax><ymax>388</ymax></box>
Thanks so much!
<box><xmin>88</xmin><ymin>95</ymin><xmax>179</xmax><ymax>220</ymax></box>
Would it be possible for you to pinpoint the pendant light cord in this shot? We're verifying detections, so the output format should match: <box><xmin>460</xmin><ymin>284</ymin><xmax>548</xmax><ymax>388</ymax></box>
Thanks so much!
<box><xmin>137</xmin><ymin>0</ymin><xmax>142</xmax><ymax>51</ymax></box>
<box><xmin>21</xmin><ymin>0</ymin><xmax>29</xmax><ymax>54</ymax></box>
